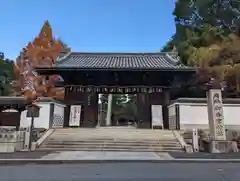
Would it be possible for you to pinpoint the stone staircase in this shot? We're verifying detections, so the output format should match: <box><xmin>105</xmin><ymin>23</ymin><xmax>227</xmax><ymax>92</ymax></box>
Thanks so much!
<box><xmin>38</xmin><ymin>127</ymin><xmax>184</xmax><ymax>152</ymax></box>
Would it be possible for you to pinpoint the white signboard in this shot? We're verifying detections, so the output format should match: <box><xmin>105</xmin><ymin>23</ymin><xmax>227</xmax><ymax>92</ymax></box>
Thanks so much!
<box><xmin>69</xmin><ymin>105</ymin><xmax>81</xmax><ymax>127</ymax></box>
<box><xmin>151</xmin><ymin>105</ymin><xmax>163</xmax><ymax>128</ymax></box>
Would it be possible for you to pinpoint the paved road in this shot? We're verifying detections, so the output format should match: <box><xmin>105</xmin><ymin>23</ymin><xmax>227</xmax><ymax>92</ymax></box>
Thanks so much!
<box><xmin>0</xmin><ymin>151</ymin><xmax>53</xmax><ymax>159</ymax></box>
<box><xmin>0</xmin><ymin>163</ymin><xmax>239</xmax><ymax>181</ymax></box>
<box><xmin>170</xmin><ymin>152</ymin><xmax>240</xmax><ymax>159</ymax></box>
<box><xmin>2</xmin><ymin>151</ymin><xmax>240</xmax><ymax>160</ymax></box>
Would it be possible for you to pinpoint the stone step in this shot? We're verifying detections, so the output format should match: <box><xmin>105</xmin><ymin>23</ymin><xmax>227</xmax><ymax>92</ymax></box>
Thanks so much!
<box><xmin>54</xmin><ymin>130</ymin><xmax>173</xmax><ymax>132</ymax></box>
<box><xmin>47</xmin><ymin>139</ymin><xmax>179</xmax><ymax>143</ymax></box>
<box><xmin>52</xmin><ymin>132</ymin><xmax>174</xmax><ymax>134</ymax></box>
<box><xmin>52</xmin><ymin>134</ymin><xmax>174</xmax><ymax>137</ymax></box>
<box><xmin>44</xmin><ymin>141</ymin><xmax>180</xmax><ymax>146</ymax></box>
<box><xmin>52</xmin><ymin>135</ymin><xmax>174</xmax><ymax>139</ymax></box>
<box><xmin>53</xmin><ymin>130</ymin><xmax>174</xmax><ymax>135</ymax></box>
<box><xmin>41</xmin><ymin>144</ymin><xmax>182</xmax><ymax>148</ymax></box>
<box><xmin>54</xmin><ymin>130</ymin><xmax>174</xmax><ymax>133</ymax></box>
<box><xmin>40</xmin><ymin>128</ymin><xmax>182</xmax><ymax>152</ymax></box>
<box><xmin>50</xmin><ymin>134</ymin><xmax>174</xmax><ymax>137</ymax></box>
<box><xmin>42</xmin><ymin>143</ymin><xmax>181</xmax><ymax>148</ymax></box>
<box><xmin>38</xmin><ymin>147</ymin><xmax>183</xmax><ymax>152</ymax></box>
<box><xmin>54</xmin><ymin>132</ymin><xmax>174</xmax><ymax>135</ymax></box>
<box><xmin>47</xmin><ymin>139</ymin><xmax>178</xmax><ymax>143</ymax></box>
<box><xmin>52</xmin><ymin>134</ymin><xmax>171</xmax><ymax>136</ymax></box>
<box><xmin>55</xmin><ymin>128</ymin><xmax>172</xmax><ymax>131</ymax></box>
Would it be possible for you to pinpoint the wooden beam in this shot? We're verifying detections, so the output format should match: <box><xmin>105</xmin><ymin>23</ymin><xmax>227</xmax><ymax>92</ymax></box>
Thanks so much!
<box><xmin>65</xmin><ymin>85</ymin><xmax>166</xmax><ymax>94</ymax></box>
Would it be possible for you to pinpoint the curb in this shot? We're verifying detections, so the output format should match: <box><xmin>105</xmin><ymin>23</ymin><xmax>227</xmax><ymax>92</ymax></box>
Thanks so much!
<box><xmin>1</xmin><ymin>158</ymin><xmax>240</xmax><ymax>165</ymax></box>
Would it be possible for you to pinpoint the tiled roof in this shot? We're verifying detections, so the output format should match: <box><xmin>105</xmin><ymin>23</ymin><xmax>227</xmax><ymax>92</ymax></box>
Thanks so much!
<box><xmin>54</xmin><ymin>52</ymin><xmax>193</xmax><ymax>70</ymax></box>
<box><xmin>170</xmin><ymin>98</ymin><xmax>240</xmax><ymax>105</ymax></box>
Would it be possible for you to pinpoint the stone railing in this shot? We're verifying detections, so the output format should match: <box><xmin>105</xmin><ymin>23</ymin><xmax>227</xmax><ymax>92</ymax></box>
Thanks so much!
<box><xmin>0</xmin><ymin>126</ymin><xmax>30</xmax><ymax>152</ymax></box>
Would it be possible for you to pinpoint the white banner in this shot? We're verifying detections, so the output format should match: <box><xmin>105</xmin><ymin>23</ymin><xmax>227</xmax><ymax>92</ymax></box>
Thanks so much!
<box><xmin>151</xmin><ymin>105</ymin><xmax>163</xmax><ymax>128</ymax></box>
<box><xmin>69</xmin><ymin>105</ymin><xmax>81</xmax><ymax>127</ymax></box>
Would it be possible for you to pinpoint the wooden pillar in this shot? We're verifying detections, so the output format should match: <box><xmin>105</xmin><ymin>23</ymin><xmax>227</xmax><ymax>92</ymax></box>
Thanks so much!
<box><xmin>92</xmin><ymin>93</ymin><xmax>99</xmax><ymax>126</ymax></box>
<box><xmin>149</xmin><ymin>92</ymin><xmax>164</xmax><ymax>105</ymax></box>
<box><xmin>137</xmin><ymin>93</ymin><xmax>151</xmax><ymax>128</ymax></box>
<box><xmin>162</xmin><ymin>90</ymin><xmax>170</xmax><ymax>129</ymax></box>
<box><xmin>82</xmin><ymin>93</ymin><xmax>98</xmax><ymax>128</ymax></box>
<box><xmin>63</xmin><ymin>104</ymin><xmax>70</xmax><ymax>127</ymax></box>
<box><xmin>63</xmin><ymin>87</ymin><xmax>69</xmax><ymax>127</ymax></box>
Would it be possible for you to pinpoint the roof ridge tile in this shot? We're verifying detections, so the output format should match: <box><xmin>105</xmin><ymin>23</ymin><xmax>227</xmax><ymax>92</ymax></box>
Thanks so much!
<box><xmin>53</xmin><ymin>52</ymin><xmax>194</xmax><ymax>70</ymax></box>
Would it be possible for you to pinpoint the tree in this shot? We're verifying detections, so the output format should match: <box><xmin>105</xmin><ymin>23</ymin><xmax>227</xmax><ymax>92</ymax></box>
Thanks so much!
<box><xmin>161</xmin><ymin>0</ymin><xmax>240</xmax><ymax>98</ymax></box>
<box><xmin>0</xmin><ymin>52</ymin><xmax>15</xmax><ymax>96</ymax></box>
<box><xmin>161</xmin><ymin>38</ymin><xmax>175</xmax><ymax>52</ymax></box>
<box><xmin>12</xmin><ymin>21</ymin><xmax>64</xmax><ymax>101</ymax></box>
<box><xmin>183</xmin><ymin>32</ymin><xmax>240</xmax><ymax>97</ymax></box>
<box><xmin>208</xmin><ymin>33</ymin><xmax>240</xmax><ymax>96</ymax></box>
<box><xmin>172</xmin><ymin>24</ymin><xmax>224</xmax><ymax>65</ymax></box>
<box><xmin>111</xmin><ymin>94</ymin><xmax>138</xmax><ymax>122</ymax></box>
<box><xmin>173</xmin><ymin>0</ymin><xmax>240</xmax><ymax>33</ymax></box>
<box><xmin>122</xmin><ymin>94</ymin><xmax>137</xmax><ymax>121</ymax></box>
<box><xmin>164</xmin><ymin>0</ymin><xmax>240</xmax><ymax>65</ymax></box>
<box><xmin>111</xmin><ymin>94</ymin><xmax>128</xmax><ymax>113</ymax></box>
<box><xmin>100</xmin><ymin>94</ymin><xmax>138</xmax><ymax>123</ymax></box>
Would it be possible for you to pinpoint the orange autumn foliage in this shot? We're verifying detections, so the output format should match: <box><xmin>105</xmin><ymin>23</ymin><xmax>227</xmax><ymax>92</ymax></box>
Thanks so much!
<box><xmin>13</xmin><ymin>21</ymin><xmax>65</xmax><ymax>101</ymax></box>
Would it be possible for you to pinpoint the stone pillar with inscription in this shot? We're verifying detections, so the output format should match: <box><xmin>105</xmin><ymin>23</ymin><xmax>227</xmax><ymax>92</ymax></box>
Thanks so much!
<box><xmin>206</xmin><ymin>79</ymin><xmax>232</xmax><ymax>153</ymax></box>
<box><xmin>207</xmin><ymin>89</ymin><xmax>226</xmax><ymax>141</ymax></box>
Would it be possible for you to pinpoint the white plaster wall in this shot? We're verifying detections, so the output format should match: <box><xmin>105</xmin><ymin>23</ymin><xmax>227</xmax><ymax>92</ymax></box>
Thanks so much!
<box><xmin>20</xmin><ymin>103</ymin><xmax>51</xmax><ymax>129</ymax></box>
<box><xmin>175</xmin><ymin>103</ymin><xmax>240</xmax><ymax>130</ymax></box>
<box><xmin>179</xmin><ymin>104</ymin><xmax>208</xmax><ymax>125</ymax></box>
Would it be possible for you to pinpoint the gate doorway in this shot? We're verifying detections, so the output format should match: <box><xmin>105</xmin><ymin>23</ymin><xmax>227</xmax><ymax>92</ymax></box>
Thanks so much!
<box><xmin>98</xmin><ymin>94</ymin><xmax>138</xmax><ymax>127</ymax></box>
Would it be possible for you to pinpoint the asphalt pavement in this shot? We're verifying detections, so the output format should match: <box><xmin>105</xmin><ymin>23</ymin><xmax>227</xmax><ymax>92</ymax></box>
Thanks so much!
<box><xmin>0</xmin><ymin>162</ymin><xmax>239</xmax><ymax>181</ymax></box>
<box><xmin>0</xmin><ymin>151</ymin><xmax>53</xmax><ymax>159</ymax></box>
<box><xmin>170</xmin><ymin>152</ymin><xmax>240</xmax><ymax>159</ymax></box>
<box><xmin>2</xmin><ymin>151</ymin><xmax>240</xmax><ymax>160</ymax></box>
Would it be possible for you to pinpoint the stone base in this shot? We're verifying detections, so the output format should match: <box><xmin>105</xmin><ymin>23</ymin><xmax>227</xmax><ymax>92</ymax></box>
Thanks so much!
<box><xmin>137</xmin><ymin>122</ymin><xmax>151</xmax><ymax>129</ymax></box>
<box><xmin>81</xmin><ymin>120</ymin><xmax>98</xmax><ymax>128</ymax></box>
<box><xmin>209</xmin><ymin>140</ymin><xmax>233</xmax><ymax>153</ymax></box>
<box><xmin>152</xmin><ymin>125</ymin><xmax>163</xmax><ymax>129</ymax></box>
<box><xmin>184</xmin><ymin>144</ymin><xmax>193</xmax><ymax>153</ymax></box>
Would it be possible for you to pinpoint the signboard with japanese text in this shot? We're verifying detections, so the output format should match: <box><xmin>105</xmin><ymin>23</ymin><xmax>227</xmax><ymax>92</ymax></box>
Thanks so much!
<box><xmin>67</xmin><ymin>86</ymin><xmax>163</xmax><ymax>94</ymax></box>
<box><xmin>151</xmin><ymin>105</ymin><xmax>163</xmax><ymax>128</ymax></box>
<box><xmin>69</xmin><ymin>105</ymin><xmax>81</xmax><ymax>127</ymax></box>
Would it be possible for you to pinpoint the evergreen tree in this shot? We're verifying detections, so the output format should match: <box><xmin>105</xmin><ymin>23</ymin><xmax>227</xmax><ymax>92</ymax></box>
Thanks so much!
<box><xmin>0</xmin><ymin>52</ymin><xmax>14</xmax><ymax>96</ymax></box>
<box><xmin>162</xmin><ymin>0</ymin><xmax>240</xmax><ymax>97</ymax></box>
<box><xmin>163</xmin><ymin>0</ymin><xmax>240</xmax><ymax>65</ymax></box>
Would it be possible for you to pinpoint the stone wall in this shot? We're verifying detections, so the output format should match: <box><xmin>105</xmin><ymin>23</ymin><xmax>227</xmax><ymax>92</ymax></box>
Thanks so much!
<box><xmin>0</xmin><ymin>127</ymin><xmax>27</xmax><ymax>152</ymax></box>
<box><xmin>168</xmin><ymin>98</ymin><xmax>240</xmax><ymax>131</ymax></box>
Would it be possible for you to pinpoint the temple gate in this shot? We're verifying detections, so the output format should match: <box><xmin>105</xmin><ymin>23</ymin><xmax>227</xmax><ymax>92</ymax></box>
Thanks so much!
<box><xmin>36</xmin><ymin>52</ymin><xmax>195</xmax><ymax>129</ymax></box>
